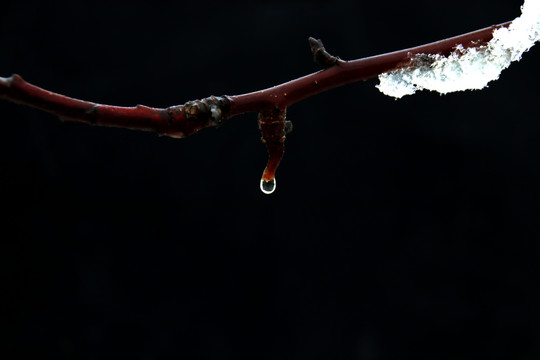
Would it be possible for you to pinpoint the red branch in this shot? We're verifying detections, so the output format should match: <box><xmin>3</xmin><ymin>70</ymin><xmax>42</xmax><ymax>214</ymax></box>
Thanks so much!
<box><xmin>0</xmin><ymin>21</ymin><xmax>512</xmax><ymax>192</ymax></box>
<box><xmin>228</xmin><ymin>22</ymin><xmax>510</xmax><ymax>115</ymax></box>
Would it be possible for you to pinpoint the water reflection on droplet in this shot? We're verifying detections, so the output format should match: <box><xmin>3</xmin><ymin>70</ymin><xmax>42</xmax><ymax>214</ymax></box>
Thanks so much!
<box><xmin>260</xmin><ymin>178</ymin><xmax>276</xmax><ymax>194</ymax></box>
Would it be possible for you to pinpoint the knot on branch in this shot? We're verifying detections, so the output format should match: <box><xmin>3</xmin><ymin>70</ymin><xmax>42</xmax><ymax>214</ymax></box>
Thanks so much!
<box><xmin>308</xmin><ymin>37</ymin><xmax>339</xmax><ymax>69</ymax></box>
<box><xmin>183</xmin><ymin>95</ymin><xmax>230</xmax><ymax>126</ymax></box>
<box><xmin>164</xmin><ymin>95</ymin><xmax>231</xmax><ymax>137</ymax></box>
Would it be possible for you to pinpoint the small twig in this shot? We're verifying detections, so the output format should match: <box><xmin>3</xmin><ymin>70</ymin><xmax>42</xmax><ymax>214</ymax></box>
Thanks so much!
<box><xmin>308</xmin><ymin>37</ymin><xmax>340</xmax><ymax>69</ymax></box>
<box><xmin>258</xmin><ymin>107</ymin><xmax>287</xmax><ymax>187</ymax></box>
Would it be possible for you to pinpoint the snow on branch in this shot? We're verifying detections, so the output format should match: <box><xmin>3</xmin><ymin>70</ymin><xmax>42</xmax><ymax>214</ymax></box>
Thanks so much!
<box><xmin>376</xmin><ymin>0</ymin><xmax>540</xmax><ymax>98</ymax></box>
<box><xmin>0</xmin><ymin>1</ymin><xmax>535</xmax><ymax>193</ymax></box>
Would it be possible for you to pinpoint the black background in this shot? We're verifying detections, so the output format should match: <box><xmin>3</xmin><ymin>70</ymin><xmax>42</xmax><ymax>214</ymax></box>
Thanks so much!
<box><xmin>1</xmin><ymin>0</ymin><xmax>539</xmax><ymax>359</ymax></box>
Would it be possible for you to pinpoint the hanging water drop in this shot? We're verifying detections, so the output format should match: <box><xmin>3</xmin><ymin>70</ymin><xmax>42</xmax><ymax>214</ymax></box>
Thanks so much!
<box><xmin>260</xmin><ymin>178</ymin><xmax>276</xmax><ymax>194</ymax></box>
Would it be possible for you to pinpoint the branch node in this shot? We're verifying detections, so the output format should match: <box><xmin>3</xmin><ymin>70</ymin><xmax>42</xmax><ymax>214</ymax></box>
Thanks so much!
<box><xmin>182</xmin><ymin>95</ymin><xmax>230</xmax><ymax>126</ymax></box>
<box><xmin>308</xmin><ymin>37</ymin><xmax>339</xmax><ymax>69</ymax></box>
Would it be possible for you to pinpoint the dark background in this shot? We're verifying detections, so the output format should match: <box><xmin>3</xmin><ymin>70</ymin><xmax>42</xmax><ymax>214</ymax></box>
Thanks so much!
<box><xmin>1</xmin><ymin>0</ymin><xmax>539</xmax><ymax>359</ymax></box>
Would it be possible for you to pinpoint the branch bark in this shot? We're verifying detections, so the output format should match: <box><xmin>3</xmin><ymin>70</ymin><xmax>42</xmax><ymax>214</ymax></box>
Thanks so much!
<box><xmin>0</xmin><ymin>22</ymin><xmax>510</xmax><ymax>134</ymax></box>
<box><xmin>0</xmin><ymin>21</ymin><xmax>512</xmax><ymax>192</ymax></box>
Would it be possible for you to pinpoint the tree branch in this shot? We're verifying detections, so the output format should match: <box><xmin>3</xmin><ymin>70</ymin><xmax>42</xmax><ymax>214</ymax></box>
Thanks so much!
<box><xmin>1</xmin><ymin>22</ymin><xmax>510</xmax><ymax>133</ymax></box>
<box><xmin>229</xmin><ymin>22</ymin><xmax>510</xmax><ymax>114</ymax></box>
<box><xmin>0</xmin><ymin>21</ymin><xmax>512</xmax><ymax>193</ymax></box>
<box><xmin>0</xmin><ymin>75</ymin><xmax>231</xmax><ymax>139</ymax></box>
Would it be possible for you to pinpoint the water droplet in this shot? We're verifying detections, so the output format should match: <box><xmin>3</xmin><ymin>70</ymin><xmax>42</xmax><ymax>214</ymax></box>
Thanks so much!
<box><xmin>260</xmin><ymin>178</ymin><xmax>276</xmax><ymax>194</ymax></box>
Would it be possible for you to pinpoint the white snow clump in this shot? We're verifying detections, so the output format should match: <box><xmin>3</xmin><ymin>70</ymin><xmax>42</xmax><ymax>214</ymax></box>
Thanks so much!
<box><xmin>376</xmin><ymin>0</ymin><xmax>540</xmax><ymax>98</ymax></box>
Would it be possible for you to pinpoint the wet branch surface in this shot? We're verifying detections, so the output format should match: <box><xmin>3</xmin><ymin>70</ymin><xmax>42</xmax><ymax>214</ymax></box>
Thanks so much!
<box><xmin>0</xmin><ymin>21</ymin><xmax>511</xmax><ymax>192</ymax></box>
